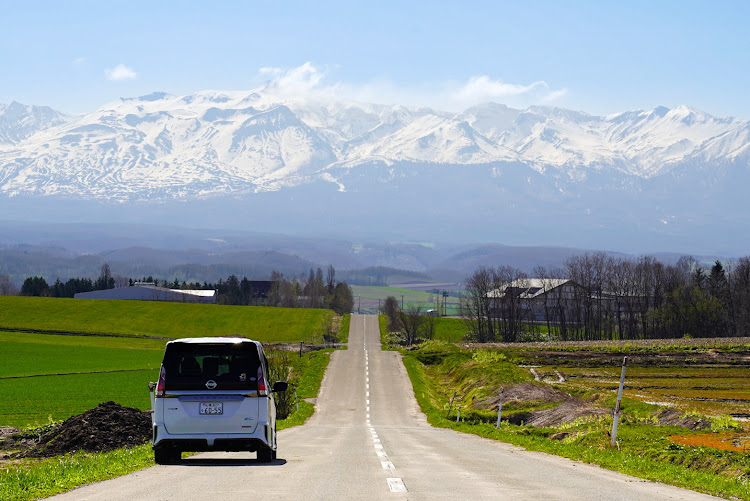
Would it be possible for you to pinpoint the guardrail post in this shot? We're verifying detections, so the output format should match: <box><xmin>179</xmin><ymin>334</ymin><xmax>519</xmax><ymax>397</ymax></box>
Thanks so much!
<box><xmin>456</xmin><ymin>405</ymin><xmax>461</xmax><ymax>422</ymax></box>
<box><xmin>611</xmin><ymin>356</ymin><xmax>628</xmax><ymax>448</ymax></box>
<box><xmin>496</xmin><ymin>387</ymin><xmax>504</xmax><ymax>428</ymax></box>
<box><xmin>295</xmin><ymin>389</ymin><xmax>299</xmax><ymax>413</ymax></box>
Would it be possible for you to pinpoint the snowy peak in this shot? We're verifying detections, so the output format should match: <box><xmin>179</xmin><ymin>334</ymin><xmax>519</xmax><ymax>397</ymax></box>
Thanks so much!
<box><xmin>0</xmin><ymin>101</ymin><xmax>70</xmax><ymax>145</ymax></box>
<box><xmin>0</xmin><ymin>90</ymin><xmax>749</xmax><ymax>200</ymax></box>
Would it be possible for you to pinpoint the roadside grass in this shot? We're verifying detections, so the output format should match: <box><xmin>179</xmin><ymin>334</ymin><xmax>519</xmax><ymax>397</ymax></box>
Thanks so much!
<box><xmin>378</xmin><ymin>314</ymin><xmax>391</xmax><ymax>348</ymax></box>
<box><xmin>277</xmin><ymin>349</ymin><xmax>332</xmax><ymax>430</ymax></box>
<box><xmin>0</xmin><ymin>296</ymin><xmax>333</xmax><ymax>342</ymax></box>
<box><xmin>0</xmin><ymin>443</ymin><xmax>154</xmax><ymax>501</ymax></box>
<box><xmin>338</xmin><ymin>314</ymin><xmax>351</xmax><ymax>344</ymax></box>
<box><xmin>402</xmin><ymin>343</ymin><xmax>750</xmax><ymax>500</ymax></box>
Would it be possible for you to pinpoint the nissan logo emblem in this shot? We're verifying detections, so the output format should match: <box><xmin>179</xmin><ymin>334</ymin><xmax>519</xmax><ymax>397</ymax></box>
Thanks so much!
<box><xmin>205</xmin><ymin>380</ymin><xmax>217</xmax><ymax>390</ymax></box>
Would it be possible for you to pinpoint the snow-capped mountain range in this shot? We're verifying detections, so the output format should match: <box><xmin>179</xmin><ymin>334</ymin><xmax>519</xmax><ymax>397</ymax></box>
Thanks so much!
<box><xmin>1</xmin><ymin>89</ymin><xmax>749</xmax><ymax>199</ymax></box>
<box><xmin>1</xmin><ymin>89</ymin><xmax>749</xmax><ymax>254</ymax></box>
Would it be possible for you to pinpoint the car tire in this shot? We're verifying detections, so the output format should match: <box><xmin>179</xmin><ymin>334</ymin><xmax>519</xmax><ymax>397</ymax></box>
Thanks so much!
<box><xmin>257</xmin><ymin>446</ymin><xmax>273</xmax><ymax>463</ymax></box>
<box><xmin>155</xmin><ymin>448</ymin><xmax>180</xmax><ymax>465</ymax></box>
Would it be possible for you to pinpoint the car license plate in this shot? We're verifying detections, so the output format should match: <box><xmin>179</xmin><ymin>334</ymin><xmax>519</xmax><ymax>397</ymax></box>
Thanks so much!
<box><xmin>199</xmin><ymin>402</ymin><xmax>223</xmax><ymax>415</ymax></box>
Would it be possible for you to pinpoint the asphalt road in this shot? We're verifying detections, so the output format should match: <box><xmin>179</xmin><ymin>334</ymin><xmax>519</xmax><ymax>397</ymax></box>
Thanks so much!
<box><xmin>50</xmin><ymin>314</ymin><xmax>719</xmax><ymax>500</ymax></box>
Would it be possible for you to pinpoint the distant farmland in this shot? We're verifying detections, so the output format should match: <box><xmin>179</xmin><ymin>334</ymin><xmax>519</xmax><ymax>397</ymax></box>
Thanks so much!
<box><xmin>0</xmin><ymin>297</ymin><xmax>334</xmax><ymax>342</ymax></box>
<box><xmin>350</xmin><ymin>285</ymin><xmax>462</xmax><ymax>315</ymax></box>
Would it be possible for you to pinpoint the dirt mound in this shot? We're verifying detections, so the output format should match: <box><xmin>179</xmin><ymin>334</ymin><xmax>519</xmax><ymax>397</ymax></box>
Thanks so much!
<box><xmin>503</xmin><ymin>383</ymin><xmax>570</xmax><ymax>403</ymax></box>
<box><xmin>525</xmin><ymin>400</ymin><xmax>609</xmax><ymax>427</ymax></box>
<box><xmin>477</xmin><ymin>383</ymin><xmax>608</xmax><ymax>428</ymax></box>
<box><xmin>0</xmin><ymin>426</ymin><xmax>20</xmax><ymax>438</ymax></box>
<box><xmin>655</xmin><ymin>409</ymin><xmax>711</xmax><ymax>430</ymax></box>
<box><xmin>22</xmin><ymin>401</ymin><xmax>151</xmax><ymax>458</ymax></box>
<box><xmin>477</xmin><ymin>383</ymin><xmax>569</xmax><ymax>410</ymax></box>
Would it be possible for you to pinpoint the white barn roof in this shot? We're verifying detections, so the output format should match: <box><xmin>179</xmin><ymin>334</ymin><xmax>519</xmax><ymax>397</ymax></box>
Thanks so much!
<box><xmin>74</xmin><ymin>285</ymin><xmax>216</xmax><ymax>303</ymax></box>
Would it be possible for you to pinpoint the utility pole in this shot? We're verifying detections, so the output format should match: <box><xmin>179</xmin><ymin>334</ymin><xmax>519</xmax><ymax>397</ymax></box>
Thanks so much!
<box><xmin>611</xmin><ymin>356</ymin><xmax>628</xmax><ymax>448</ymax></box>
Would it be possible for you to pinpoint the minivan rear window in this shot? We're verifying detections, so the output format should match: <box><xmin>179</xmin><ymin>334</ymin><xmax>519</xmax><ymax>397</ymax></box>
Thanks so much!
<box><xmin>162</xmin><ymin>342</ymin><xmax>261</xmax><ymax>391</ymax></box>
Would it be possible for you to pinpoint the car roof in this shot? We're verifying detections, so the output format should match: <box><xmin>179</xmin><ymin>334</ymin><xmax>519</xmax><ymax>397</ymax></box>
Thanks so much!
<box><xmin>168</xmin><ymin>337</ymin><xmax>260</xmax><ymax>346</ymax></box>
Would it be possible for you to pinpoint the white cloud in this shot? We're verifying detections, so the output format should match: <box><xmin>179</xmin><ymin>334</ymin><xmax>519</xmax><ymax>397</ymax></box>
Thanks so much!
<box><xmin>105</xmin><ymin>64</ymin><xmax>137</xmax><ymax>81</ymax></box>
<box><xmin>252</xmin><ymin>63</ymin><xmax>567</xmax><ymax>110</ymax></box>
<box><xmin>452</xmin><ymin>76</ymin><xmax>567</xmax><ymax>107</ymax></box>
<box><xmin>541</xmin><ymin>88</ymin><xmax>569</xmax><ymax>103</ymax></box>
<box><xmin>72</xmin><ymin>57</ymin><xmax>86</xmax><ymax>67</ymax></box>
<box><xmin>454</xmin><ymin>76</ymin><xmax>547</xmax><ymax>101</ymax></box>
<box><xmin>267</xmin><ymin>62</ymin><xmax>325</xmax><ymax>95</ymax></box>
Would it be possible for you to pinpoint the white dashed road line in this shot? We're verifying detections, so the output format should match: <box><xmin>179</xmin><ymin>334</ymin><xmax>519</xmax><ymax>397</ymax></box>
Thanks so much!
<box><xmin>387</xmin><ymin>478</ymin><xmax>407</xmax><ymax>493</ymax></box>
<box><xmin>363</xmin><ymin>316</ymin><xmax>408</xmax><ymax>494</ymax></box>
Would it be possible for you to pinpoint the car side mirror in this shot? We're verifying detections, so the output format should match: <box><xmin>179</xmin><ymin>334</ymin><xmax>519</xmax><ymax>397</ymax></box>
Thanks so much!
<box><xmin>272</xmin><ymin>381</ymin><xmax>288</xmax><ymax>393</ymax></box>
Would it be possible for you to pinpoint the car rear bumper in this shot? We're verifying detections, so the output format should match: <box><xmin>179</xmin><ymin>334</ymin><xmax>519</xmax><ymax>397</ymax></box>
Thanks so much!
<box><xmin>152</xmin><ymin>425</ymin><xmax>272</xmax><ymax>452</ymax></box>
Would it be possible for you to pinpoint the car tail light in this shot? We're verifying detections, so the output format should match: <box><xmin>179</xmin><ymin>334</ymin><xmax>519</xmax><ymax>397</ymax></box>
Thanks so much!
<box><xmin>257</xmin><ymin>366</ymin><xmax>268</xmax><ymax>396</ymax></box>
<box><xmin>155</xmin><ymin>366</ymin><xmax>166</xmax><ymax>398</ymax></box>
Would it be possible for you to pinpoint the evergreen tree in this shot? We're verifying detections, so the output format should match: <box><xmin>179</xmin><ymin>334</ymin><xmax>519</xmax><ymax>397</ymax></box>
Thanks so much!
<box><xmin>20</xmin><ymin>276</ymin><xmax>49</xmax><ymax>296</ymax></box>
<box><xmin>329</xmin><ymin>282</ymin><xmax>354</xmax><ymax>315</ymax></box>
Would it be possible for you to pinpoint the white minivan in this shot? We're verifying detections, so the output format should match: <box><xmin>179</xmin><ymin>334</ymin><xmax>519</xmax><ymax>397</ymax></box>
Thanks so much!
<box><xmin>149</xmin><ymin>337</ymin><xmax>287</xmax><ymax>464</ymax></box>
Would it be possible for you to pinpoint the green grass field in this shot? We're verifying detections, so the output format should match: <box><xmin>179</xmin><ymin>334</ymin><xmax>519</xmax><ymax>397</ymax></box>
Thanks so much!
<box><xmin>0</xmin><ymin>297</ymin><xmax>345</xmax><ymax>427</ymax></box>
<box><xmin>432</xmin><ymin>317</ymin><xmax>468</xmax><ymax>342</ymax></box>
<box><xmin>0</xmin><ymin>329</ymin><xmax>165</xmax><ymax>427</ymax></box>
<box><xmin>0</xmin><ymin>332</ymin><xmax>164</xmax><ymax>377</ymax></box>
<box><xmin>0</xmin><ymin>370</ymin><xmax>157</xmax><ymax>427</ymax></box>
<box><xmin>0</xmin><ymin>296</ymin><xmax>333</xmax><ymax>342</ymax></box>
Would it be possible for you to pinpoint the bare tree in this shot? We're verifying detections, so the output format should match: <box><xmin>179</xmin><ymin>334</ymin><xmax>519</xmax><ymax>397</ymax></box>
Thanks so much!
<box><xmin>381</xmin><ymin>295</ymin><xmax>402</xmax><ymax>332</ymax></box>
<box><xmin>492</xmin><ymin>266</ymin><xmax>529</xmax><ymax>343</ymax></box>
<box><xmin>461</xmin><ymin>267</ymin><xmax>495</xmax><ymax>342</ymax></box>
<box><xmin>731</xmin><ymin>257</ymin><xmax>750</xmax><ymax>336</ymax></box>
<box><xmin>0</xmin><ymin>274</ymin><xmax>19</xmax><ymax>296</ymax></box>
<box><xmin>398</xmin><ymin>305</ymin><xmax>428</xmax><ymax>347</ymax></box>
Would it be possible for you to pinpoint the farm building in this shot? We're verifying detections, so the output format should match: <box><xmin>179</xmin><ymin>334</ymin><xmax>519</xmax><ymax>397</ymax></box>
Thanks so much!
<box><xmin>74</xmin><ymin>283</ymin><xmax>217</xmax><ymax>304</ymax></box>
<box><xmin>487</xmin><ymin>278</ymin><xmax>618</xmax><ymax>322</ymax></box>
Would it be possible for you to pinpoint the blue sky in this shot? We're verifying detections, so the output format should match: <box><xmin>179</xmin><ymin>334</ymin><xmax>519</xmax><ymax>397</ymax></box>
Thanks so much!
<box><xmin>2</xmin><ymin>1</ymin><xmax>749</xmax><ymax>118</ymax></box>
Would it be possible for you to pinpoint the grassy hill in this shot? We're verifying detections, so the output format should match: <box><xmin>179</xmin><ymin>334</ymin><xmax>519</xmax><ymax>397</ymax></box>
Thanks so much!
<box><xmin>0</xmin><ymin>297</ymin><xmax>340</xmax><ymax>427</ymax></box>
<box><xmin>0</xmin><ymin>296</ymin><xmax>334</xmax><ymax>342</ymax></box>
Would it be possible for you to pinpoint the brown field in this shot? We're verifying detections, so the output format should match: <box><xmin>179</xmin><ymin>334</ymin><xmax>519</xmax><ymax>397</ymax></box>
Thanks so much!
<box><xmin>496</xmin><ymin>338</ymin><xmax>750</xmax><ymax>420</ymax></box>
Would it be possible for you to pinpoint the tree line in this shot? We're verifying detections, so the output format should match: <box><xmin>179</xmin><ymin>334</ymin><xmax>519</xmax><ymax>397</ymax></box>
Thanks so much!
<box><xmin>5</xmin><ymin>263</ymin><xmax>354</xmax><ymax>316</ymax></box>
<box><xmin>265</xmin><ymin>266</ymin><xmax>354</xmax><ymax>315</ymax></box>
<box><xmin>461</xmin><ymin>252</ymin><xmax>750</xmax><ymax>342</ymax></box>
